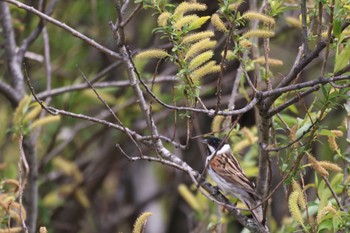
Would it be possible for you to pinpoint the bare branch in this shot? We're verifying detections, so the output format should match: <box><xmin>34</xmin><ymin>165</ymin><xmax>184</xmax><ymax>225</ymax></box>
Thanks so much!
<box><xmin>18</xmin><ymin>134</ymin><xmax>29</xmax><ymax>233</ymax></box>
<box><xmin>0</xmin><ymin>81</ymin><xmax>19</xmax><ymax>106</ymax></box>
<box><xmin>265</xmin><ymin>21</ymin><xmax>350</xmax><ymax>108</ymax></box>
<box><xmin>262</xmin><ymin>75</ymin><xmax>350</xmax><ymax>100</ymax></box>
<box><xmin>78</xmin><ymin>67</ymin><xmax>145</xmax><ymax>157</ymax></box>
<box><xmin>0</xmin><ymin>2</ymin><xmax>25</xmax><ymax>99</ymax></box>
<box><xmin>36</xmin><ymin>76</ymin><xmax>176</xmax><ymax>100</ymax></box>
<box><xmin>17</xmin><ymin>0</ymin><xmax>58</xmax><ymax>62</ymax></box>
<box><xmin>267</xmin><ymin>85</ymin><xmax>320</xmax><ymax>116</ymax></box>
<box><xmin>4</xmin><ymin>0</ymin><xmax>122</xmax><ymax>60</ymax></box>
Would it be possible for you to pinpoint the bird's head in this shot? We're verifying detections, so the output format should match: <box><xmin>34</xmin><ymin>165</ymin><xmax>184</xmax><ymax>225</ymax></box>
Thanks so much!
<box><xmin>202</xmin><ymin>136</ymin><xmax>225</xmax><ymax>155</ymax></box>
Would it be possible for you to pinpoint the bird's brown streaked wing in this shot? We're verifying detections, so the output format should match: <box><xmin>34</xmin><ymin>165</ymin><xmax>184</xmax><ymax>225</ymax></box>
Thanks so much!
<box><xmin>210</xmin><ymin>153</ymin><xmax>258</xmax><ymax>196</ymax></box>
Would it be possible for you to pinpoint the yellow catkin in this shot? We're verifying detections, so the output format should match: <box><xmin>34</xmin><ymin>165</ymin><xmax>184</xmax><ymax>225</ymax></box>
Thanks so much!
<box><xmin>211</xmin><ymin>13</ymin><xmax>227</xmax><ymax>32</ymax></box>
<box><xmin>13</xmin><ymin>95</ymin><xmax>32</xmax><ymax>125</ymax></box>
<box><xmin>30</xmin><ymin>115</ymin><xmax>61</xmax><ymax>130</ymax></box>
<box><xmin>285</xmin><ymin>17</ymin><xmax>302</xmax><ymax>29</ymax></box>
<box><xmin>0</xmin><ymin>227</ymin><xmax>22</xmax><ymax>233</ymax></box>
<box><xmin>321</xmin><ymin>30</ymin><xmax>329</xmax><ymax>38</ymax></box>
<box><xmin>178</xmin><ymin>184</ymin><xmax>201</xmax><ymax>211</ymax></box>
<box><xmin>307</xmin><ymin>153</ymin><xmax>329</xmax><ymax>177</ymax></box>
<box><xmin>173</xmin><ymin>2</ymin><xmax>207</xmax><ymax>19</ymax></box>
<box><xmin>233</xmin><ymin>139</ymin><xmax>251</xmax><ymax>153</ymax></box>
<box><xmin>135</xmin><ymin>49</ymin><xmax>169</xmax><ymax>60</ymax></box>
<box><xmin>157</xmin><ymin>12</ymin><xmax>171</xmax><ymax>27</ymax></box>
<box><xmin>2</xmin><ymin>179</ymin><xmax>19</xmax><ymax>193</ymax></box>
<box><xmin>241</xmin><ymin>127</ymin><xmax>256</xmax><ymax>144</ymax></box>
<box><xmin>253</xmin><ymin>57</ymin><xmax>283</xmax><ymax>66</ymax></box>
<box><xmin>211</xmin><ymin>115</ymin><xmax>225</xmax><ymax>133</ymax></box>
<box><xmin>341</xmin><ymin>29</ymin><xmax>350</xmax><ymax>37</ymax></box>
<box><xmin>191</xmin><ymin>61</ymin><xmax>220</xmax><ymax>81</ymax></box>
<box><xmin>23</xmin><ymin>104</ymin><xmax>42</xmax><ymax>123</ymax></box>
<box><xmin>189</xmin><ymin>51</ymin><xmax>214</xmax><ymax>70</ymax></box>
<box><xmin>10</xmin><ymin>202</ymin><xmax>26</xmax><ymax>220</ymax></box>
<box><xmin>331</xmin><ymin>130</ymin><xmax>343</xmax><ymax>137</ymax></box>
<box><xmin>182</xmin><ymin>31</ymin><xmax>215</xmax><ymax>44</ymax></box>
<box><xmin>9</xmin><ymin>209</ymin><xmax>21</xmax><ymax>223</ymax></box>
<box><xmin>241</xmin><ymin>11</ymin><xmax>275</xmax><ymax>26</ymax></box>
<box><xmin>74</xmin><ymin>188</ymin><xmax>90</xmax><ymax>208</ymax></box>
<box><xmin>327</xmin><ymin>136</ymin><xmax>339</xmax><ymax>151</ymax></box>
<box><xmin>239</xmin><ymin>39</ymin><xmax>252</xmax><ymax>48</ymax></box>
<box><xmin>174</xmin><ymin>14</ymin><xmax>199</xmax><ymax>29</ymax></box>
<box><xmin>323</xmin><ymin>206</ymin><xmax>339</xmax><ymax>217</ymax></box>
<box><xmin>243</xmin><ymin>29</ymin><xmax>275</xmax><ymax>38</ymax></box>
<box><xmin>39</xmin><ymin>227</ymin><xmax>48</xmax><ymax>233</ymax></box>
<box><xmin>288</xmin><ymin>191</ymin><xmax>304</xmax><ymax>227</ymax></box>
<box><xmin>289</xmin><ymin>125</ymin><xmax>298</xmax><ymax>142</ymax></box>
<box><xmin>228</xmin><ymin>2</ymin><xmax>242</xmax><ymax>11</ymax></box>
<box><xmin>292</xmin><ymin>179</ymin><xmax>306</xmax><ymax>210</ymax></box>
<box><xmin>185</xmin><ymin>39</ymin><xmax>216</xmax><ymax>60</ymax></box>
<box><xmin>317</xmin><ymin>205</ymin><xmax>339</xmax><ymax>224</ymax></box>
<box><xmin>132</xmin><ymin>212</ymin><xmax>152</xmax><ymax>233</ymax></box>
<box><xmin>318</xmin><ymin>161</ymin><xmax>342</xmax><ymax>172</ymax></box>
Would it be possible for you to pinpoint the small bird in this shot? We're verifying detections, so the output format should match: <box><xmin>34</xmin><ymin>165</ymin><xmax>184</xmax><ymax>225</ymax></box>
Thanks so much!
<box><xmin>202</xmin><ymin>136</ymin><xmax>264</xmax><ymax>228</ymax></box>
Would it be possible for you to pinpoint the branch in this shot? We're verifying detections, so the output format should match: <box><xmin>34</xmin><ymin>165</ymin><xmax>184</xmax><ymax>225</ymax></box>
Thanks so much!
<box><xmin>0</xmin><ymin>1</ymin><xmax>25</xmax><ymax>100</ymax></box>
<box><xmin>118</xmin><ymin>145</ymin><xmax>264</xmax><ymax>232</ymax></box>
<box><xmin>17</xmin><ymin>0</ymin><xmax>58</xmax><ymax>62</ymax></box>
<box><xmin>267</xmin><ymin>85</ymin><xmax>320</xmax><ymax>116</ymax></box>
<box><xmin>264</xmin><ymin>21</ymin><xmax>350</xmax><ymax>108</ymax></box>
<box><xmin>4</xmin><ymin>0</ymin><xmax>122</xmax><ymax>60</ymax></box>
<box><xmin>0</xmin><ymin>81</ymin><xmax>19</xmax><ymax>106</ymax></box>
<box><xmin>36</xmin><ymin>76</ymin><xmax>176</xmax><ymax>99</ymax></box>
<box><xmin>127</xmin><ymin>64</ymin><xmax>260</xmax><ymax>116</ymax></box>
<box><xmin>262</xmin><ymin>75</ymin><xmax>350</xmax><ymax>100</ymax></box>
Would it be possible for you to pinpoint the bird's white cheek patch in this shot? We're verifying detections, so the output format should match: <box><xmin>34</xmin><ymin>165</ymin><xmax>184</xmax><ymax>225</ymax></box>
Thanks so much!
<box><xmin>216</xmin><ymin>144</ymin><xmax>231</xmax><ymax>154</ymax></box>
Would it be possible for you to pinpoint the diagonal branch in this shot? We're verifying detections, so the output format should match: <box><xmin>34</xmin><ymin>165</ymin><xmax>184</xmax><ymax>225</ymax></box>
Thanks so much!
<box><xmin>264</xmin><ymin>21</ymin><xmax>350</xmax><ymax>108</ymax></box>
<box><xmin>0</xmin><ymin>81</ymin><xmax>19</xmax><ymax>106</ymax></box>
<box><xmin>4</xmin><ymin>0</ymin><xmax>122</xmax><ymax>60</ymax></box>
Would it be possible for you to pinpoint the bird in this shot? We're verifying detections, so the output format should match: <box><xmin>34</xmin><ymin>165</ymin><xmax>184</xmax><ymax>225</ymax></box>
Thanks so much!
<box><xmin>202</xmin><ymin>136</ymin><xmax>265</xmax><ymax>228</ymax></box>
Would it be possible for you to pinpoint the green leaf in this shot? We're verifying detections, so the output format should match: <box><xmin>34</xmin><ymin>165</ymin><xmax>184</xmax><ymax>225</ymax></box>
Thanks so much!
<box><xmin>296</xmin><ymin>122</ymin><xmax>312</xmax><ymax>138</ymax></box>
<box><xmin>318</xmin><ymin>129</ymin><xmax>335</xmax><ymax>137</ymax></box>
<box><xmin>188</xmin><ymin>16</ymin><xmax>210</xmax><ymax>30</ymax></box>
<box><xmin>333</xmin><ymin>19</ymin><xmax>342</xmax><ymax>39</ymax></box>
<box><xmin>321</xmin><ymin>85</ymin><xmax>328</xmax><ymax>98</ymax></box>
<box><xmin>334</xmin><ymin>42</ymin><xmax>350</xmax><ymax>73</ymax></box>
<box><xmin>318</xmin><ymin>218</ymin><xmax>333</xmax><ymax>232</ymax></box>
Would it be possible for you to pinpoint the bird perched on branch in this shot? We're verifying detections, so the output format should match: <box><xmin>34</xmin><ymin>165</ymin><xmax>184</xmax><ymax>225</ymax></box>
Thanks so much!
<box><xmin>202</xmin><ymin>136</ymin><xmax>265</xmax><ymax>229</ymax></box>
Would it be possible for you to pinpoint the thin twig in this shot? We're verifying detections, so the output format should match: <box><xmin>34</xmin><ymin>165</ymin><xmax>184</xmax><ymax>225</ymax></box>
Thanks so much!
<box><xmin>323</xmin><ymin>176</ymin><xmax>343</xmax><ymax>210</ymax></box>
<box><xmin>267</xmin><ymin>85</ymin><xmax>320</xmax><ymax>116</ymax></box>
<box><xmin>26</xmin><ymin>73</ymin><xmax>184</xmax><ymax>149</ymax></box>
<box><xmin>36</xmin><ymin>76</ymin><xmax>175</xmax><ymax>99</ymax></box>
<box><xmin>78</xmin><ymin>66</ymin><xmax>145</xmax><ymax>157</ymax></box>
<box><xmin>265</xmin><ymin>120</ymin><xmax>317</xmax><ymax>152</ymax></box>
<box><xmin>4</xmin><ymin>0</ymin><xmax>122</xmax><ymax>60</ymax></box>
<box><xmin>18</xmin><ymin>134</ymin><xmax>29</xmax><ymax>233</ymax></box>
<box><xmin>120</xmin><ymin>3</ymin><xmax>143</xmax><ymax>27</ymax></box>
